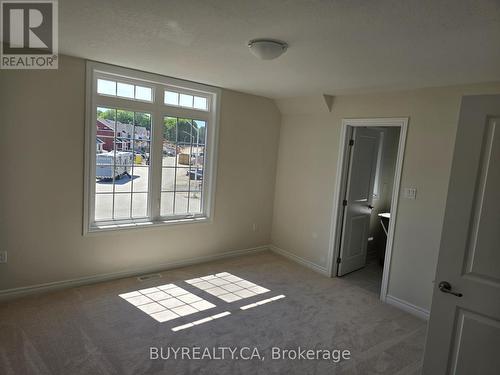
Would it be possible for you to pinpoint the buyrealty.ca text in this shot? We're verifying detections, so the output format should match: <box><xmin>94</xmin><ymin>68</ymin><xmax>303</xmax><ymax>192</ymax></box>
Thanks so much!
<box><xmin>150</xmin><ymin>346</ymin><xmax>351</xmax><ymax>363</ymax></box>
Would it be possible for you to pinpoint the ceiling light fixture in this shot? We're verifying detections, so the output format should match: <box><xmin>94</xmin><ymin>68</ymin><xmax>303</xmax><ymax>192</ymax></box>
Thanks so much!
<box><xmin>247</xmin><ymin>39</ymin><xmax>288</xmax><ymax>60</ymax></box>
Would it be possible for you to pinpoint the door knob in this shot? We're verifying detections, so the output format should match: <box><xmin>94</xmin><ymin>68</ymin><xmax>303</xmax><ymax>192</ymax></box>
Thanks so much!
<box><xmin>368</xmin><ymin>205</ymin><xmax>374</xmax><ymax>209</ymax></box>
<box><xmin>438</xmin><ymin>281</ymin><xmax>463</xmax><ymax>297</ymax></box>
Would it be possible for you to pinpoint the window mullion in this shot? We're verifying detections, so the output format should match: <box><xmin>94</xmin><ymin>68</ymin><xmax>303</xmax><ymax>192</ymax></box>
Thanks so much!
<box><xmin>87</xmin><ymin>79</ymin><xmax>98</xmax><ymax>231</ymax></box>
<box><xmin>149</xmin><ymin>89</ymin><xmax>164</xmax><ymax>221</ymax></box>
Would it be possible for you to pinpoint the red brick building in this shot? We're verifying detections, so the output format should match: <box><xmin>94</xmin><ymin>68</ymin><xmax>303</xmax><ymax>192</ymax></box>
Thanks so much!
<box><xmin>96</xmin><ymin>118</ymin><xmax>149</xmax><ymax>153</ymax></box>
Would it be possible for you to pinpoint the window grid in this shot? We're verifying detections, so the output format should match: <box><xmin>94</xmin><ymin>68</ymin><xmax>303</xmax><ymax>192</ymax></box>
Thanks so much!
<box><xmin>128</xmin><ymin>112</ymin><xmax>136</xmax><ymax>219</ymax></box>
<box><xmin>187</xmin><ymin>122</ymin><xmax>193</xmax><ymax>213</ymax></box>
<box><xmin>161</xmin><ymin>117</ymin><xmax>206</xmax><ymax>217</ymax></box>
<box><xmin>164</xmin><ymin>90</ymin><xmax>209</xmax><ymax>111</ymax></box>
<box><xmin>95</xmin><ymin>108</ymin><xmax>151</xmax><ymax>222</ymax></box>
<box><xmin>97</xmin><ymin>78</ymin><xmax>153</xmax><ymax>102</ymax></box>
<box><xmin>173</xmin><ymin>119</ymin><xmax>178</xmax><ymax>214</ymax></box>
<box><xmin>87</xmin><ymin>62</ymin><xmax>219</xmax><ymax>231</ymax></box>
<box><xmin>111</xmin><ymin>110</ymin><xmax>117</xmax><ymax>220</ymax></box>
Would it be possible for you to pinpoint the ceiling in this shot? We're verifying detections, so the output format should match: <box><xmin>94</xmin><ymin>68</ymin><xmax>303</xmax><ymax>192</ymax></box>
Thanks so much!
<box><xmin>59</xmin><ymin>0</ymin><xmax>500</xmax><ymax>98</ymax></box>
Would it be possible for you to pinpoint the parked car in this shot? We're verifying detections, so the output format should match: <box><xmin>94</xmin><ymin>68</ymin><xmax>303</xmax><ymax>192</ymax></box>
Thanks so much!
<box><xmin>187</xmin><ymin>168</ymin><xmax>203</xmax><ymax>180</ymax></box>
<box><xmin>163</xmin><ymin>144</ymin><xmax>177</xmax><ymax>156</ymax></box>
<box><xmin>190</xmin><ymin>152</ymin><xmax>204</xmax><ymax>165</ymax></box>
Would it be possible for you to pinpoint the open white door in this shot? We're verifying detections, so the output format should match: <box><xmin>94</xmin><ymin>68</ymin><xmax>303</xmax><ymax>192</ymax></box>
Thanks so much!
<box><xmin>423</xmin><ymin>95</ymin><xmax>500</xmax><ymax>375</ymax></box>
<box><xmin>337</xmin><ymin>127</ymin><xmax>380</xmax><ymax>276</ymax></box>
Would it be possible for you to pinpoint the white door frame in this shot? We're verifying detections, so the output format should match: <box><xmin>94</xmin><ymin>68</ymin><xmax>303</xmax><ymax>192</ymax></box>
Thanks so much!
<box><xmin>327</xmin><ymin>117</ymin><xmax>409</xmax><ymax>302</ymax></box>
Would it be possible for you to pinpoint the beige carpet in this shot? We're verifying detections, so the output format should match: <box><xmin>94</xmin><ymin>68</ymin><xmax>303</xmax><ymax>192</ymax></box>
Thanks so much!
<box><xmin>0</xmin><ymin>251</ymin><xmax>426</xmax><ymax>374</ymax></box>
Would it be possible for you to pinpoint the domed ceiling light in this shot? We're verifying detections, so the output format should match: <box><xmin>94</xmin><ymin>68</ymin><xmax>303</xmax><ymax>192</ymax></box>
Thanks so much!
<box><xmin>247</xmin><ymin>39</ymin><xmax>288</xmax><ymax>60</ymax></box>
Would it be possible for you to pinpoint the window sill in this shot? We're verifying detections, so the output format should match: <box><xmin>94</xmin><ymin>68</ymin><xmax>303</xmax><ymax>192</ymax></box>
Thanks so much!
<box><xmin>85</xmin><ymin>216</ymin><xmax>210</xmax><ymax>235</ymax></box>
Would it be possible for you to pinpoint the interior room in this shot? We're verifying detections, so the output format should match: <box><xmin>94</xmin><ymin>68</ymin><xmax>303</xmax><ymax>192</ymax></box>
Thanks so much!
<box><xmin>1</xmin><ymin>1</ymin><xmax>499</xmax><ymax>374</ymax></box>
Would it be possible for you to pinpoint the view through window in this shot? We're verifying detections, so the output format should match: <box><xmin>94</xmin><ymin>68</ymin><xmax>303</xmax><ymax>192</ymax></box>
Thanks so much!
<box><xmin>95</xmin><ymin>108</ymin><xmax>151</xmax><ymax>221</ymax></box>
<box><xmin>161</xmin><ymin>117</ymin><xmax>206</xmax><ymax>217</ymax></box>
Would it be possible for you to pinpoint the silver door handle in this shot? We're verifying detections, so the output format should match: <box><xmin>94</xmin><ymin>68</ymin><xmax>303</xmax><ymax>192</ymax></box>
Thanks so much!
<box><xmin>438</xmin><ymin>281</ymin><xmax>463</xmax><ymax>297</ymax></box>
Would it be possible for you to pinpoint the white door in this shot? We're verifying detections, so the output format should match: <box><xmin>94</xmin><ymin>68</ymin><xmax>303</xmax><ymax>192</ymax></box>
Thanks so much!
<box><xmin>337</xmin><ymin>127</ymin><xmax>380</xmax><ymax>276</ymax></box>
<box><xmin>423</xmin><ymin>95</ymin><xmax>500</xmax><ymax>375</ymax></box>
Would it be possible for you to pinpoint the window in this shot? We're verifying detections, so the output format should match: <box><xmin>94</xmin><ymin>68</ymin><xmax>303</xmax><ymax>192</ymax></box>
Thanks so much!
<box><xmin>164</xmin><ymin>90</ymin><xmax>208</xmax><ymax>111</ymax></box>
<box><xmin>85</xmin><ymin>62</ymin><xmax>219</xmax><ymax>233</ymax></box>
<box><xmin>161</xmin><ymin>117</ymin><xmax>206</xmax><ymax>216</ymax></box>
<box><xmin>97</xmin><ymin>78</ymin><xmax>153</xmax><ymax>102</ymax></box>
<box><xmin>94</xmin><ymin>108</ymin><xmax>151</xmax><ymax>221</ymax></box>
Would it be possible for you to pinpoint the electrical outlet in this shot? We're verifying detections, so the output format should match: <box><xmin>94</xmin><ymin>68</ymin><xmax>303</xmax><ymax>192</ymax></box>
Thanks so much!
<box><xmin>404</xmin><ymin>187</ymin><xmax>417</xmax><ymax>200</ymax></box>
<box><xmin>0</xmin><ymin>251</ymin><xmax>7</xmax><ymax>264</ymax></box>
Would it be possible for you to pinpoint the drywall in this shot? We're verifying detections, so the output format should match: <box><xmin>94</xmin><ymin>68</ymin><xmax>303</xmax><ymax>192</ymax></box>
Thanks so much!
<box><xmin>272</xmin><ymin>83</ymin><xmax>500</xmax><ymax>312</ymax></box>
<box><xmin>0</xmin><ymin>55</ymin><xmax>281</xmax><ymax>291</ymax></box>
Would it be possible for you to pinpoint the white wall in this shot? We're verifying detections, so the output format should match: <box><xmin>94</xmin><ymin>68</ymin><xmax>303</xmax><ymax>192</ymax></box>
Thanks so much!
<box><xmin>0</xmin><ymin>55</ymin><xmax>281</xmax><ymax>291</ymax></box>
<box><xmin>272</xmin><ymin>84</ymin><xmax>500</xmax><ymax>312</ymax></box>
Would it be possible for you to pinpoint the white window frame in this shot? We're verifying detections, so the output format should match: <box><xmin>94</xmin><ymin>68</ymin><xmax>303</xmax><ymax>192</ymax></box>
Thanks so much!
<box><xmin>84</xmin><ymin>61</ymin><xmax>220</xmax><ymax>234</ymax></box>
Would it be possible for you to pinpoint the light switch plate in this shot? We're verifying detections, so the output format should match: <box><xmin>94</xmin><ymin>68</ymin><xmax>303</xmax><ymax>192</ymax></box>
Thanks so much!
<box><xmin>404</xmin><ymin>188</ymin><xmax>417</xmax><ymax>200</ymax></box>
<box><xmin>0</xmin><ymin>251</ymin><xmax>7</xmax><ymax>263</ymax></box>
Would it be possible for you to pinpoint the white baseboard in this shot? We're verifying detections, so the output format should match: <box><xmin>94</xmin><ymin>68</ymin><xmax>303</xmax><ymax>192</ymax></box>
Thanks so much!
<box><xmin>385</xmin><ymin>294</ymin><xmax>430</xmax><ymax>320</ymax></box>
<box><xmin>0</xmin><ymin>245</ymin><xmax>269</xmax><ymax>301</ymax></box>
<box><xmin>269</xmin><ymin>245</ymin><xmax>329</xmax><ymax>276</ymax></box>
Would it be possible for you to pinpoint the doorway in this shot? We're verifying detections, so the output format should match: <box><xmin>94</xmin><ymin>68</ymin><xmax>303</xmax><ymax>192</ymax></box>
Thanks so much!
<box><xmin>328</xmin><ymin>118</ymin><xmax>408</xmax><ymax>301</ymax></box>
